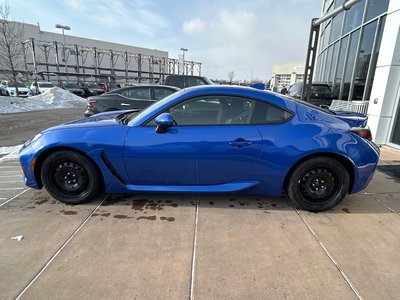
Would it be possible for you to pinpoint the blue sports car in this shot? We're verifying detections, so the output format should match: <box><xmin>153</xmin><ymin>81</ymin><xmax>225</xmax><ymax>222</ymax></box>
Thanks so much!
<box><xmin>19</xmin><ymin>86</ymin><xmax>379</xmax><ymax>212</ymax></box>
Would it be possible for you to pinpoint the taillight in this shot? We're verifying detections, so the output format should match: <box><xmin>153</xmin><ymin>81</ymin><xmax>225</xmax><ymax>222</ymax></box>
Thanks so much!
<box><xmin>350</xmin><ymin>127</ymin><xmax>372</xmax><ymax>141</ymax></box>
<box><xmin>87</xmin><ymin>98</ymin><xmax>97</xmax><ymax>107</ymax></box>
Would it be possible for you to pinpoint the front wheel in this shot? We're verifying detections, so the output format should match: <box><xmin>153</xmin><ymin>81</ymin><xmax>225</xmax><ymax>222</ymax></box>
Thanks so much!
<box><xmin>287</xmin><ymin>157</ymin><xmax>350</xmax><ymax>212</ymax></box>
<box><xmin>41</xmin><ymin>150</ymin><xmax>100</xmax><ymax>204</ymax></box>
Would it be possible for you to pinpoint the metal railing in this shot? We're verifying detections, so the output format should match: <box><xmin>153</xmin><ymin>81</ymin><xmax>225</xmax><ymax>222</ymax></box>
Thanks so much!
<box><xmin>328</xmin><ymin>100</ymin><xmax>369</xmax><ymax>114</ymax></box>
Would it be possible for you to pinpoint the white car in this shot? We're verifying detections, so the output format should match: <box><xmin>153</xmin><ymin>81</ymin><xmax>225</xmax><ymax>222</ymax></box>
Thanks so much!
<box><xmin>0</xmin><ymin>80</ymin><xmax>32</xmax><ymax>98</ymax></box>
<box><xmin>30</xmin><ymin>81</ymin><xmax>55</xmax><ymax>95</ymax></box>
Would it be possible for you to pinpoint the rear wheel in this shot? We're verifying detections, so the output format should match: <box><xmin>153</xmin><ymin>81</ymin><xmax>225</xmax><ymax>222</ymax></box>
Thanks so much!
<box><xmin>287</xmin><ymin>157</ymin><xmax>349</xmax><ymax>212</ymax></box>
<box><xmin>41</xmin><ymin>150</ymin><xmax>100</xmax><ymax>204</ymax></box>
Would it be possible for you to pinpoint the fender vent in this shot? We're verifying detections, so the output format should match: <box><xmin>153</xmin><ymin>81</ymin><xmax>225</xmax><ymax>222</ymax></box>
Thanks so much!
<box><xmin>100</xmin><ymin>151</ymin><xmax>125</xmax><ymax>184</ymax></box>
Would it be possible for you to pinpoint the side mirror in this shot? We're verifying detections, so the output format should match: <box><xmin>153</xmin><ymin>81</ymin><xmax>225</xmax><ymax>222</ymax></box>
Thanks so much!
<box><xmin>155</xmin><ymin>113</ymin><xmax>174</xmax><ymax>133</ymax></box>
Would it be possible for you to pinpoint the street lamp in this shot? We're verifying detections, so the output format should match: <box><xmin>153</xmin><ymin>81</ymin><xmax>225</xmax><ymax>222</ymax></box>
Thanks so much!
<box><xmin>55</xmin><ymin>24</ymin><xmax>70</xmax><ymax>64</ymax></box>
<box><xmin>180</xmin><ymin>48</ymin><xmax>188</xmax><ymax>75</ymax></box>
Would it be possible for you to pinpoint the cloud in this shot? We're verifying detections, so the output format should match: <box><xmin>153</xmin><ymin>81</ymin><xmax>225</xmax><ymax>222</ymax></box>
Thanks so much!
<box><xmin>182</xmin><ymin>18</ymin><xmax>206</xmax><ymax>35</ymax></box>
<box><xmin>63</xmin><ymin>0</ymin><xmax>169</xmax><ymax>37</ymax></box>
<box><xmin>180</xmin><ymin>3</ymin><xmax>320</xmax><ymax>80</ymax></box>
<box><xmin>63</xmin><ymin>0</ymin><xmax>84</xmax><ymax>12</ymax></box>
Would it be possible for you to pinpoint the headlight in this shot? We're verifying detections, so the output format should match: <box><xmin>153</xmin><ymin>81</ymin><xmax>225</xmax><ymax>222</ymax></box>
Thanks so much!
<box><xmin>23</xmin><ymin>132</ymin><xmax>43</xmax><ymax>147</ymax></box>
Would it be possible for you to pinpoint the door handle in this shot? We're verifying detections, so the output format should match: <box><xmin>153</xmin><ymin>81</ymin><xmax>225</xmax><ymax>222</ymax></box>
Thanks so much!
<box><xmin>229</xmin><ymin>138</ymin><xmax>252</xmax><ymax>147</ymax></box>
<box><xmin>121</xmin><ymin>103</ymin><xmax>130</xmax><ymax>106</ymax></box>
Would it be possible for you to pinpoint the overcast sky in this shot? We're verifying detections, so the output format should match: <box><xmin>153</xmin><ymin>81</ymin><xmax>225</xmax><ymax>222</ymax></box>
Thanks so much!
<box><xmin>9</xmin><ymin>0</ymin><xmax>322</xmax><ymax>81</ymax></box>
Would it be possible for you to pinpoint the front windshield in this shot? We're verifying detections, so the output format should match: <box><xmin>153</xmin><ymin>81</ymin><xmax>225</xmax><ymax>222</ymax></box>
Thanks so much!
<box><xmin>128</xmin><ymin>89</ymin><xmax>185</xmax><ymax>125</ymax></box>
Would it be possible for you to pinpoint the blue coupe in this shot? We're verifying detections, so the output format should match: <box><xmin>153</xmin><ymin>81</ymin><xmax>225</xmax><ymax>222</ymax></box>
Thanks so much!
<box><xmin>19</xmin><ymin>86</ymin><xmax>379</xmax><ymax>212</ymax></box>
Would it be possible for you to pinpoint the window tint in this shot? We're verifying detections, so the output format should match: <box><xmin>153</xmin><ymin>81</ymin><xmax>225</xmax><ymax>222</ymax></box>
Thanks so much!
<box><xmin>168</xmin><ymin>96</ymin><xmax>255</xmax><ymax>126</ymax></box>
<box><xmin>121</xmin><ymin>87</ymin><xmax>150</xmax><ymax>100</ymax></box>
<box><xmin>166</xmin><ymin>76</ymin><xmax>184</xmax><ymax>88</ymax></box>
<box><xmin>342</xmin><ymin>29</ymin><xmax>360</xmax><ymax>100</ymax></box>
<box><xmin>343</xmin><ymin>0</ymin><xmax>365</xmax><ymax>34</ymax></box>
<box><xmin>352</xmin><ymin>20</ymin><xmax>377</xmax><ymax>100</ymax></box>
<box><xmin>252</xmin><ymin>101</ymin><xmax>292</xmax><ymax>124</ymax></box>
<box><xmin>186</xmin><ymin>77</ymin><xmax>207</xmax><ymax>87</ymax></box>
<box><xmin>366</xmin><ymin>0</ymin><xmax>389</xmax><ymax>21</ymax></box>
<box><xmin>153</xmin><ymin>87</ymin><xmax>176</xmax><ymax>100</ymax></box>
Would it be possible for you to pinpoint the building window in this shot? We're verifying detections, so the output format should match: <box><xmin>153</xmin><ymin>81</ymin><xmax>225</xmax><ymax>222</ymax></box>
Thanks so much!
<box><xmin>343</xmin><ymin>1</ymin><xmax>365</xmax><ymax>34</ymax></box>
<box><xmin>295</xmin><ymin>74</ymin><xmax>304</xmax><ymax>83</ymax></box>
<box><xmin>330</xmin><ymin>13</ymin><xmax>343</xmax><ymax>43</ymax></box>
<box><xmin>323</xmin><ymin>46</ymin><xmax>333</xmax><ymax>82</ymax></box>
<box><xmin>328</xmin><ymin>42</ymin><xmax>339</xmax><ymax>87</ymax></box>
<box><xmin>332</xmin><ymin>36</ymin><xmax>349</xmax><ymax>99</ymax></box>
<box><xmin>352</xmin><ymin>20</ymin><xmax>377</xmax><ymax>100</ymax></box>
<box><xmin>275</xmin><ymin>74</ymin><xmax>291</xmax><ymax>90</ymax></box>
<box><xmin>366</xmin><ymin>0</ymin><xmax>389</xmax><ymax>21</ymax></box>
<box><xmin>364</xmin><ymin>16</ymin><xmax>386</xmax><ymax>100</ymax></box>
<box><xmin>341</xmin><ymin>29</ymin><xmax>360</xmax><ymax>100</ymax></box>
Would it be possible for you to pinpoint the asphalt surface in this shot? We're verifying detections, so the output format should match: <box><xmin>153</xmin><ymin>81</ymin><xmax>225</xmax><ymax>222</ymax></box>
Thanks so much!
<box><xmin>0</xmin><ymin>108</ymin><xmax>399</xmax><ymax>299</ymax></box>
<box><xmin>0</xmin><ymin>106</ymin><xmax>86</xmax><ymax>147</ymax></box>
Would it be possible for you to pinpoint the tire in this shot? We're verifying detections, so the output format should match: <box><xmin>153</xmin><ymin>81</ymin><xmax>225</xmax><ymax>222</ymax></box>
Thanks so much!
<box><xmin>286</xmin><ymin>157</ymin><xmax>350</xmax><ymax>212</ymax></box>
<box><xmin>40</xmin><ymin>150</ymin><xmax>100</xmax><ymax>204</ymax></box>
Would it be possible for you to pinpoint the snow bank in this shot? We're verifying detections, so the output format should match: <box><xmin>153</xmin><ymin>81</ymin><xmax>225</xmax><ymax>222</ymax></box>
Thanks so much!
<box><xmin>0</xmin><ymin>144</ymin><xmax>23</xmax><ymax>161</ymax></box>
<box><xmin>0</xmin><ymin>87</ymin><xmax>86</xmax><ymax>113</ymax></box>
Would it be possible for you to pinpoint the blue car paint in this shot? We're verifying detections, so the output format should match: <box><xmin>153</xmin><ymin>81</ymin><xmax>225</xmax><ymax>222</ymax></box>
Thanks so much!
<box><xmin>19</xmin><ymin>85</ymin><xmax>379</xmax><ymax>198</ymax></box>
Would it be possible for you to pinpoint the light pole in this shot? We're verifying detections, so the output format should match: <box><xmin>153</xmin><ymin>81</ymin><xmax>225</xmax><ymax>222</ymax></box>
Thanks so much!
<box><xmin>55</xmin><ymin>24</ymin><xmax>70</xmax><ymax>79</ymax></box>
<box><xmin>180</xmin><ymin>48</ymin><xmax>188</xmax><ymax>75</ymax></box>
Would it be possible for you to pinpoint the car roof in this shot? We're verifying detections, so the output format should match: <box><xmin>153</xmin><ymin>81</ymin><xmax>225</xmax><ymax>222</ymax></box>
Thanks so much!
<box><xmin>108</xmin><ymin>84</ymin><xmax>180</xmax><ymax>93</ymax></box>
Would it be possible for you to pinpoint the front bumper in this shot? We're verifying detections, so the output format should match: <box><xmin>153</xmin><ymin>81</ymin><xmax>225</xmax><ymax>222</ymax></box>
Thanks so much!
<box><xmin>19</xmin><ymin>144</ymin><xmax>41</xmax><ymax>189</ymax></box>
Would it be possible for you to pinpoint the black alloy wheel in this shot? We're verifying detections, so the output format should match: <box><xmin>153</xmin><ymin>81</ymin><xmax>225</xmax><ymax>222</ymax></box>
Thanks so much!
<box><xmin>287</xmin><ymin>157</ymin><xmax>350</xmax><ymax>212</ymax></box>
<box><xmin>41</xmin><ymin>150</ymin><xmax>100</xmax><ymax>204</ymax></box>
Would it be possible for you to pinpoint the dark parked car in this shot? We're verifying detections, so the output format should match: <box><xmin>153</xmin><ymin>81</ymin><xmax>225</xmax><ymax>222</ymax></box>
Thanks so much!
<box><xmin>288</xmin><ymin>82</ymin><xmax>334</xmax><ymax>107</ymax></box>
<box><xmin>84</xmin><ymin>85</ymin><xmax>180</xmax><ymax>117</ymax></box>
<box><xmin>20</xmin><ymin>85</ymin><xmax>379</xmax><ymax>212</ymax></box>
<box><xmin>78</xmin><ymin>82</ymin><xmax>104</xmax><ymax>97</ymax></box>
<box><xmin>60</xmin><ymin>82</ymin><xmax>85</xmax><ymax>97</ymax></box>
<box><xmin>164</xmin><ymin>75</ymin><xmax>213</xmax><ymax>88</ymax></box>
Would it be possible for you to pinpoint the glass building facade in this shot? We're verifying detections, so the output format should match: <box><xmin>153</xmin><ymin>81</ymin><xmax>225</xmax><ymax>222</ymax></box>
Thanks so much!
<box><xmin>315</xmin><ymin>0</ymin><xmax>389</xmax><ymax>101</ymax></box>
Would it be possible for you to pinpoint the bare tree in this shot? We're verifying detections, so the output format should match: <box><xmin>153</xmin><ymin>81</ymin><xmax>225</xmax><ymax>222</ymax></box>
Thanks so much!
<box><xmin>0</xmin><ymin>0</ymin><xmax>24</xmax><ymax>96</ymax></box>
<box><xmin>228</xmin><ymin>71</ymin><xmax>235</xmax><ymax>84</ymax></box>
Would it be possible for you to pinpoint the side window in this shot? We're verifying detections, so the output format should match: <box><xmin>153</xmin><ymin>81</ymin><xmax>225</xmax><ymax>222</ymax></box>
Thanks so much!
<box><xmin>252</xmin><ymin>101</ymin><xmax>293</xmax><ymax>124</ymax></box>
<box><xmin>186</xmin><ymin>77</ymin><xmax>207</xmax><ymax>87</ymax></box>
<box><xmin>163</xmin><ymin>96</ymin><xmax>255</xmax><ymax>126</ymax></box>
<box><xmin>153</xmin><ymin>88</ymin><xmax>176</xmax><ymax>100</ymax></box>
<box><xmin>121</xmin><ymin>87</ymin><xmax>150</xmax><ymax>100</ymax></box>
<box><xmin>166</xmin><ymin>77</ymin><xmax>184</xmax><ymax>88</ymax></box>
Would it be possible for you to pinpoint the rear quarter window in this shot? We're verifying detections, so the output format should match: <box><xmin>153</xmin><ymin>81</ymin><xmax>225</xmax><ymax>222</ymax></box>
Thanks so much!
<box><xmin>252</xmin><ymin>101</ymin><xmax>293</xmax><ymax>124</ymax></box>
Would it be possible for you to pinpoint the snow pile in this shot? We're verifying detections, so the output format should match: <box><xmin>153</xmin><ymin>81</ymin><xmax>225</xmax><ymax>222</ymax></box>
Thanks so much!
<box><xmin>0</xmin><ymin>144</ymin><xmax>23</xmax><ymax>161</ymax></box>
<box><xmin>0</xmin><ymin>87</ymin><xmax>86</xmax><ymax>113</ymax></box>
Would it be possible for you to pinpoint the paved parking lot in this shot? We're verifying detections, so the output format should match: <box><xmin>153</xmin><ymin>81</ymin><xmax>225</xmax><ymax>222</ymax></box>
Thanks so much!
<box><xmin>0</xmin><ymin>147</ymin><xmax>399</xmax><ymax>299</ymax></box>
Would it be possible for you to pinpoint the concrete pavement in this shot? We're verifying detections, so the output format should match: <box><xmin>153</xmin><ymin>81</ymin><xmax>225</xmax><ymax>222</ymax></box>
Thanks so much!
<box><xmin>0</xmin><ymin>147</ymin><xmax>399</xmax><ymax>299</ymax></box>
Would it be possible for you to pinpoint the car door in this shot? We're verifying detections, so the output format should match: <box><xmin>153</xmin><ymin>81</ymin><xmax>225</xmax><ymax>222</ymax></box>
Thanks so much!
<box><xmin>123</xmin><ymin>95</ymin><xmax>263</xmax><ymax>186</ymax></box>
<box><xmin>117</xmin><ymin>87</ymin><xmax>155</xmax><ymax>110</ymax></box>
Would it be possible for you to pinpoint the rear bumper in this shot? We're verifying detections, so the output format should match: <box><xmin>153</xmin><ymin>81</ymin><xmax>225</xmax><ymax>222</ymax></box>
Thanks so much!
<box><xmin>350</xmin><ymin>141</ymin><xmax>380</xmax><ymax>194</ymax></box>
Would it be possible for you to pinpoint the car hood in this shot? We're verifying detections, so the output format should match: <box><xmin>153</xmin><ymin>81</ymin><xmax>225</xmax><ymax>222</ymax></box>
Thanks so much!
<box><xmin>334</xmin><ymin>111</ymin><xmax>368</xmax><ymax>128</ymax></box>
<box><xmin>43</xmin><ymin>110</ymin><xmax>137</xmax><ymax>132</ymax></box>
